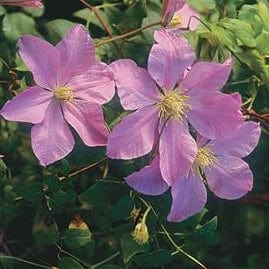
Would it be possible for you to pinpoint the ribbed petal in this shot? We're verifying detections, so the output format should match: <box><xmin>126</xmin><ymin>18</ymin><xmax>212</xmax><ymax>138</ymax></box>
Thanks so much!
<box><xmin>110</xmin><ymin>59</ymin><xmax>160</xmax><ymax>110</ymax></box>
<box><xmin>0</xmin><ymin>86</ymin><xmax>52</xmax><ymax>124</ymax></box>
<box><xmin>31</xmin><ymin>101</ymin><xmax>75</xmax><ymax>166</ymax></box>
<box><xmin>56</xmin><ymin>24</ymin><xmax>96</xmax><ymax>83</ymax></box>
<box><xmin>63</xmin><ymin>100</ymin><xmax>108</xmax><ymax>146</ymax></box>
<box><xmin>67</xmin><ymin>63</ymin><xmax>115</xmax><ymax>105</ymax></box>
<box><xmin>148</xmin><ymin>29</ymin><xmax>195</xmax><ymax>91</ymax></box>
<box><xmin>159</xmin><ymin>119</ymin><xmax>197</xmax><ymax>185</ymax></box>
<box><xmin>167</xmin><ymin>171</ymin><xmax>207</xmax><ymax>222</ymax></box>
<box><xmin>107</xmin><ymin>106</ymin><xmax>159</xmax><ymax>159</ymax></box>
<box><xmin>126</xmin><ymin>156</ymin><xmax>169</xmax><ymax>195</ymax></box>
<box><xmin>211</xmin><ymin>121</ymin><xmax>261</xmax><ymax>158</ymax></box>
<box><xmin>205</xmin><ymin>156</ymin><xmax>253</xmax><ymax>199</ymax></box>
<box><xmin>187</xmin><ymin>92</ymin><xmax>243</xmax><ymax>139</ymax></box>
<box><xmin>19</xmin><ymin>36</ymin><xmax>60</xmax><ymax>90</ymax></box>
<box><xmin>183</xmin><ymin>59</ymin><xmax>232</xmax><ymax>94</ymax></box>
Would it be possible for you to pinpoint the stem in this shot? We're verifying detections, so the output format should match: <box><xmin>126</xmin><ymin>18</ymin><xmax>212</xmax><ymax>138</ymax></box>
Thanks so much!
<box><xmin>91</xmin><ymin>251</ymin><xmax>120</xmax><ymax>269</ymax></box>
<box><xmin>78</xmin><ymin>0</ymin><xmax>124</xmax><ymax>56</ymax></box>
<box><xmin>58</xmin><ymin>157</ymin><xmax>107</xmax><ymax>181</ymax></box>
<box><xmin>138</xmin><ymin>196</ymin><xmax>208</xmax><ymax>269</ymax></box>
<box><xmin>55</xmin><ymin>244</ymin><xmax>90</xmax><ymax>267</ymax></box>
<box><xmin>0</xmin><ymin>255</ymin><xmax>52</xmax><ymax>269</ymax></box>
<box><xmin>96</xmin><ymin>21</ymin><xmax>162</xmax><ymax>47</ymax></box>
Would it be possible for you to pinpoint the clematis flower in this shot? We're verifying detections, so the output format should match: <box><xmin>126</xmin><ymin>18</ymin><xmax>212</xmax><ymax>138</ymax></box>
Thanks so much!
<box><xmin>126</xmin><ymin>121</ymin><xmax>261</xmax><ymax>222</ymax></box>
<box><xmin>162</xmin><ymin>0</ymin><xmax>199</xmax><ymax>31</ymax></box>
<box><xmin>0</xmin><ymin>0</ymin><xmax>43</xmax><ymax>7</ymax></box>
<box><xmin>107</xmin><ymin>29</ymin><xmax>243</xmax><ymax>186</ymax></box>
<box><xmin>0</xmin><ymin>25</ymin><xmax>115</xmax><ymax>166</ymax></box>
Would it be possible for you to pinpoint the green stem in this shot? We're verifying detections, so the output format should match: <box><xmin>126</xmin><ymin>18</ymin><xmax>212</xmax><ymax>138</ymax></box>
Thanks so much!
<box><xmin>95</xmin><ymin>21</ymin><xmax>162</xmax><ymax>47</ymax></box>
<box><xmin>55</xmin><ymin>244</ymin><xmax>90</xmax><ymax>267</ymax></box>
<box><xmin>138</xmin><ymin>196</ymin><xmax>208</xmax><ymax>269</ymax></box>
<box><xmin>0</xmin><ymin>255</ymin><xmax>52</xmax><ymax>269</ymax></box>
<box><xmin>91</xmin><ymin>251</ymin><xmax>120</xmax><ymax>269</ymax></box>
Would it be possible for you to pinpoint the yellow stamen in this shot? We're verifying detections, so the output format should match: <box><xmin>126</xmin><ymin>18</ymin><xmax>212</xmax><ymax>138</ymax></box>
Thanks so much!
<box><xmin>195</xmin><ymin>146</ymin><xmax>218</xmax><ymax>168</ymax></box>
<box><xmin>157</xmin><ymin>90</ymin><xmax>189</xmax><ymax>121</ymax></box>
<box><xmin>132</xmin><ymin>222</ymin><xmax>149</xmax><ymax>244</ymax></box>
<box><xmin>169</xmin><ymin>14</ymin><xmax>184</xmax><ymax>28</ymax></box>
<box><xmin>54</xmin><ymin>86</ymin><xmax>74</xmax><ymax>102</ymax></box>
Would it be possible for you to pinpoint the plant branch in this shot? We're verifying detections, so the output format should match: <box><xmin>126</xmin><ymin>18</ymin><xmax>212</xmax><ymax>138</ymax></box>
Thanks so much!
<box><xmin>58</xmin><ymin>157</ymin><xmax>107</xmax><ymax>181</ymax></box>
<box><xmin>0</xmin><ymin>255</ymin><xmax>52</xmax><ymax>269</ymax></box>
<box><xmin>78</xmin><ymin>0</ymin><xmax>124</xmax><ymax>56</ymax></box>
<box><xmin>91</xmin><ymin>251</ymin><xmax>120</xmax><ymax>269</ymax></box>
<box><xmin>138</xmin><ymin>196</ymin><xmax>208</xmax><ymax>269</ymax></box>
<box><xmin>96</xmin><ymin>21</ymin><xmax>162</xmax><ymax>47</ymax></box>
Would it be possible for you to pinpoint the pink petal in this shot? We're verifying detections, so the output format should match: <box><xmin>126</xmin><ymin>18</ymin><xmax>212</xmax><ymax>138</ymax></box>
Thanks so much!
<box><xmin>19</xmin><ymin>36</ymin><xmax>60</xmax><ymax>90</ymax></box>
<box><xmin>31</xmin><ymin>101</ymin><xmax>75</xmax><ymax>166</ymax></box>
<box><xmin>148</xmin><ymin>29</ymin><xmax>195</xmax><ymax>91</ymax></box>
<box><xmin>211</xmin><ymin>121</ymin><xmax>261</xmax><ymax>158</ymax></box>
<box><xmin>62</xmin><ymin>100</ymin><xmax>108</xmax><ymax>147</ymax></box>
<box><xmin>67</xmin><ymin>63</ymin><xmax>115</xmax><ymax>105</ymax></box>
<box><xmin>109</xmin><ymin>59</ymin><xmax>160</xmax><ymax>110</ymax></box>
<box><xmin>56</xmin><ymin>24</ymin><xmax>96</xmax><ymax>83</ymax></box>
<box><xmin>187</xmin><ymin>92</ymin><xmax>243</xmax><ymax>139</ymax></box>
<box><xmin>179</xmin><ymin>4</ymin><xmax>200</xmax><ymax>30</ymax></box>
<box><xmin>167</xmin><ymin>171</ymin><xmax>207</xmax><ymax>222</ymax></box>
<box><xmin>162</xmin><ymin>0</ymin><xmax>185</xmax><ymax>24</ymax></box>
<box><xmin>0</xmin><ymin>86</ymin><xmax>52</xmax><ymax>124</ymax></box>
<box><xmin>126</xmin><ymin>156</ymin><xmax>169</xmax><ymax>195</ymax></box>
<box><xmin>205</xmin><ymin>156</ymin><xmax>253</xmax><ymax>199</ymax></box>
<box><xmin>0</xmin><ymin>0</ymin><xmax>43</xmax><ymax>7</ymax></box>
<box><xmin>107</xmin><ymin>106</ymin><xmax>159</xmax><ymax>159</ymax></box>
<box><xmin>183</xmin><ymin>59</ymin><xmax>232</xmax><ymax>94</ymax></box>
<box><xmin>231</xmin><ymin>92</ymin><xmax>242</xmax><ymax>104</ymax></box>
<box><xmin>159</xmin><ymin>119</ymin><xmax>197</xmax><ymax>185</ymax></box>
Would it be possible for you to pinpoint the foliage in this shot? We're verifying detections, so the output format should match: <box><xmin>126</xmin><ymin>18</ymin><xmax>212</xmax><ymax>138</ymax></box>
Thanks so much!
<box><xmin>0</xmin><ymin>0</ymin><xmax>268</xmax><ymax>268</ymax></box>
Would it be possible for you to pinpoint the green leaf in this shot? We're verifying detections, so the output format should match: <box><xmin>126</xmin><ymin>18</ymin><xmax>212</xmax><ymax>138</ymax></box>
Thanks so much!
<box><xmin>187</xmin><ymin>0</ymin><xmax>216</xmax><ymax>12</ymax></box>
<box><xmin>0</xmin><ymin>5</ymin><xmax>6</xmax><ymax>16</ymax></box>
<box><xmin>219</xmin><ymin>18</ymin><xmax>256</xmax><ymax>47</ymax></box>
<box><xmin>111</xmin><ymin>195</ymin><xmax>134</xmax><ymax>222</ymax></box>
<box><xmin>256</xmin><ymin>30</ymin><xmax>269</xmax><ymax>55</ymax></box>
<box><xmin>59</xmin><ymin>257</ymin><xmax>84</xmax><ymax>269</ymax></box>
<box><xmin>32</xmin><ymin>208</ymin><xmax>59</xmax><ymax>248</ymax></box>
<box><xmin>2</xmin><ymin>13</ymin><xmax>39</xmax><ymax>43</ymax></box>
<box><xmin>16</xmin><ymin>182</ymin><xmax>42</xmax><ymax>204</ymax></box>
<box><xmin>99</xmin><ymin>266</ymin><xmax>123</xmax><ymax>269</ymax></box>
<box><xmin>133</xmin><ymin>249</ymin><xmax>172</xmax><ymax>268</ymax></box>
<box><xmin>78</xmin><ymin>181</ymin><xmax>118</xmax><ymax>208</ymax></box>
<box><xmin>121</xmin><ymin>233</ymin><xmax>149</xmax><ymax>264</ymax></box>
<box><xmin>64</xmin><ymin>228</ymin><xmax>92</xmax><ymax>249</ymax></box>
<box><xmin>45</xmin><ymin>19</ymin><xmax>75</xmax><ymax>44</ymax></box>
<box><xmin>192</xmin><ymin>216</ymin><xmax>218</xmax><ymax>244</ymax></box>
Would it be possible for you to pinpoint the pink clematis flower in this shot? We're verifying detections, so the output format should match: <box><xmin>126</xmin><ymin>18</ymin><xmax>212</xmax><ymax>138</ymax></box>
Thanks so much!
<box><xmin>162</xmin><ymin>0</ymin><xmax>199</xmax><ymax>31</ymax></box>
<box><xmin>107</xmin><ymin>29</ymin><xmax>243</xmax><ymax>186</ymax></box>
<box><xmin>127</xmin><ymin>121</ymin><xmax>261</xmax><ymax>222</ymax></box>
<box><xmin>0</xmin><ymin>0</ymin><xmax>43</xmax><ymax>7</ymax></box>
<box><xmin>0</xmin><ymin>25</ymin><xmax>115</xmax><ymax>166</ymax></box>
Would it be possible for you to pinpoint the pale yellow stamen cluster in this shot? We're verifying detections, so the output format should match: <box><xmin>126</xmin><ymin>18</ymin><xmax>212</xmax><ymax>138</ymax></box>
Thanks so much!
<box><xmin>195</xmin><ymin>146</ymin><xmax>218</xmax><ymax>168</ymax></box>
<box><xmin>169</xmin><ymin>14</ymin><xmax>184</xmax><ymax>28</ymax></box>
<box><xmin>54</xmin><ymin>86</ymin><xmax>74</xmax><ymax>103</ymax></box>
<box><xmin>132</xmin><ymin>222</ymin><xmax>149</xmax><ymax>244</ymax></box>
<box><xmin>157</xmin><ymin>90</ymin><xmax>189</xmax><ymax>121</ymax></box>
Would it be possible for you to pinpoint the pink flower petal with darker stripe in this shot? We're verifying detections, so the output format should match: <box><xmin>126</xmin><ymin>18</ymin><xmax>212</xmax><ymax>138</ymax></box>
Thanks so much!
<box><xmin>31</xmin><ymin>101</ymin><xmax>75</xmax><ymax>166</ymax></box>
<box><xmin>1</xmin><ymin>86</ymin><xmax>52</xmax><ymax>124</ymax></box>
<box><xmin>126</xmin><ymin>156</ymin><xmax>169</xmax><ymax>195</ymax></box>
<box><xmin>63</xmin><ymin>100</ymin><xmax>108</xmax><ymax>147</ymax></box>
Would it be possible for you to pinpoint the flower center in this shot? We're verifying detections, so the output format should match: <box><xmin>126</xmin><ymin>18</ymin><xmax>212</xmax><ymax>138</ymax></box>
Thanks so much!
<box><xmin>195</xmin><ymin>146</ymin><xmax>218</xmax><ymax>168</ymax></box>
<box><xmin>157</xmin><ymin>90</ymin><xmax>189</xmax><ymax>121</ymax></box>
<box><xmin>132</xmin><ymin>223</ymin><xmax>149</xmax><ymax>245</ymax></box>
<box><xmin>54</xmin><ymin>87</ymin><xmax>74</xmax><ymax>103</ymax></box>
<box><xmin>169</xmin><ymin>14</ymin><xmax>184</xmax><ymax>28</ymax></box>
